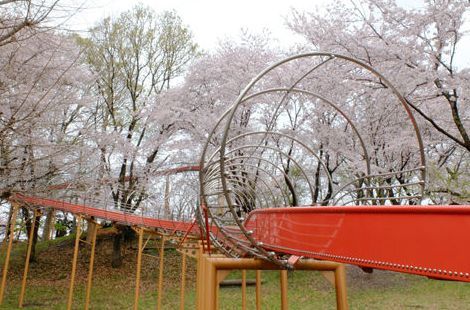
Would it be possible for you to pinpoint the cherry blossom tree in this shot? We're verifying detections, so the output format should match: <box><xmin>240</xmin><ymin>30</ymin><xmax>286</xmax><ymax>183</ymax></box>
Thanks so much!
<box><xmin>79</xmin><ymin>4</ymin><xmax>197</xmax><ymax>267</ymax></box>
<box><xmin>287</xmin><ymin>0</ymin><xmax>470</xmax><ymax>203</ymax></box>
<box><xmin>0</xmin><ymin>0</ymin><xmax>92</xmax><ymax>255</ymax></box>
<box><xmin>180</xmin><ymin>32</ymin><xmax>278</xmax><ymax>150</ymax></box>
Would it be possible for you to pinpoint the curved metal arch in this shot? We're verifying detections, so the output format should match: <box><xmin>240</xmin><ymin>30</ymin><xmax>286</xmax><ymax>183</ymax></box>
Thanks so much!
<box><xmin>200</xmin><ymin>131</ymin><xmax>334</xmax><ymax>262</ymax></box>
<box><xmin>218</xmin><ymin>53</ymin><xmax>426</xmax><ymax>206</ymax></box>
<box><xmin>198</xmin><ymin>52</ymin><xmax>427</xmax><ymax>266</ymax></box>
<box><xmin>223</xmin><ymin>144</ymin><xmax>321</xmax><ymax>204</ymax></box>
<box><xmin>219</xmin><ymin>155</ymin><xmax>299</xmax><ymax>206</ymax></box>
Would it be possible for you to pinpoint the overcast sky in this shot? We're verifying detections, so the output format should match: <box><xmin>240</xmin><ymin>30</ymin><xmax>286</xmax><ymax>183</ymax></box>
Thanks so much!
<box><xmin>70</xmin><ymin>0</ymin><xmax>469</xmax><ymax>67</ymax></box>
<box><xmin>71</xmin><ymin>0</ymin><xmax>322</xmax><ymax>49</ymax></box>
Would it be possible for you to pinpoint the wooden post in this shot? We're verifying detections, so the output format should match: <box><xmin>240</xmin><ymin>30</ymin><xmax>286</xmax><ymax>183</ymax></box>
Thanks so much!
<box><xmin>241</xmin><ymin>270</ymin><xmax>247</xmax><ymax>310</ymax></box>
<box><xmin>256</xmin><ymin>270</ymin><xmax>261</xmax><ymax>310</ymax></box>
<box><xmin>179</xmin><ymin>253</ymin><xmax>186</xmax><ymax>310</ymax></box>
<box><xmin>0</xmin><ymin>203</ymin><xmax>18</xmax><ymax>305</ymax></box>
<box><xmin>196</xmin><ymin>244</ymin><xmax>204</xmax><ymax>310</ymax></box>
<box><xmin>208</xmin><ymin>256</ymin><xmax>217</xmax><ymax>310</ymax></box>
<box><xmin>85</xmin><ymin>221</ymin><xmax>99</xmax><ymax>310</ymax></box>
<box><xmin>67</xmin><ymin>216</ymin><xmax>82</xmax><ymax>310</ymax></box>
<box><xmin>199</xmin><ymin>257</ymin><xmax>348</xmax><ymax>310</ymax></box>
<box><xmin>157</xmin><ymin>236</ymin><xmax>165</xmax><ymax>310</ymax></box>
<box><xmin>134</xmin><ymin>227</ymin><xmax>144</xmax><ymax>310</ymax></box>
<box><xmin>280</xmin><ymin>270</ymin><xmax>288</xmax><ymax>310</ymax></box>
<box><xmin>195</xmin><ymin>246</ymin><xmax>200</xmax><ymax>309</ymax></box>
<box><xmin>18</xmin><ymin>208</ymin><xmax>40</xmax><ymax>307</ymax></box>
<box><xmin>335</xmin><ymin>264</ymin><xmax>349</xmax><ymax>310</ymax></box>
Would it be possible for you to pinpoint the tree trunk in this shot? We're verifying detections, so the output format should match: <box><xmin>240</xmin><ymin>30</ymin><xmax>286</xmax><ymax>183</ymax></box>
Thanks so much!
<box><xmin>30</xmin><ymin>214</ymin><xmax>41</xmax><ymax>262</ymax></box>
<box><xmin>86</xmin><ymin>217</ymin><xmax>96</xmax><ymax>243</ymax></box>
<box><xmin>42</xmin><ymin>209</ymin><xmax>54</xmax><ymax>241</ymax></box>
<box><xmin>70</xmin><ymin>214</ymin><xmax>77</xmax><ymax>234</ymax></box>
<box><xmin>163</xmin><ymin>175</ymin><xmax>171</xmax><ymax>219</ymax></box>
<box><xmin>22</xmin><ymin>207</ymin><xmax>32</xmax><ymax>240</ymax></box>
<box><xmin>111</xmin><ymin>227</ymin><xmax>123</xmax><ymax>268</ymax></box>
<box><xmin>22</xmin><ymin>208</ymin><xmax>41</xmax><ymax>262</ymax></box>
<box><xmin>4</xmin><ymin>204</ymin><xmax>14</xmax><ymax>241</ymax></box>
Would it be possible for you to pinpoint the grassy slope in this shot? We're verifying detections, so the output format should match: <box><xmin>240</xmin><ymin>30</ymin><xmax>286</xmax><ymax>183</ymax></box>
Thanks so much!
<box><xmin>1</xmin><ymin>232</ymin><xmax>470</xmax><ymax>309</ymax></box>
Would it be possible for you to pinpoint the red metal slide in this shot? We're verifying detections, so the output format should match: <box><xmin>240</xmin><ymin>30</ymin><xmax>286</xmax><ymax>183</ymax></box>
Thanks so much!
<box><xmin>11</xmin><ymin>193</ymin><xmax>199</xmax><ymax>235</ymax></box>
<box><xmin>245</xmin><ymin>205</ymin><xmax>470</xmax><ymax>282</ymax></box>
<box><xmin>12</xmin><ymin>193</ymin><xmax>470</xmax><ymax>283</ymax></box>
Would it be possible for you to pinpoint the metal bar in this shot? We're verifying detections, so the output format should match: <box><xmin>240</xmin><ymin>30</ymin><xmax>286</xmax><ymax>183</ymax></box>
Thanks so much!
<box><xmin>85</xmin><ymin>221</ymin><xmax>99</xmax><ymax>310</ymax></box>
<box><xmin>0</xmin><ymin>203</ymin><xmax>18</xmax><ymax>305</ymax></box>
<box><xmin>177</xmin><ymin>218</ymin><xmax>197</xmax><ymax>248</ymax></box>
<box><xmin>157</xmin><ymin>236</ymin><xmax>165</xmax><ymax>310</ymax></box>
<box><xmin>280</xmin><ymin>270</ymin><xmax>288</xmax><ymax>310</ymax></box>
<box><xmin>334</xmin><ymin>265</ymin><xmax>349</xmax><ymax>310</ymax></box>
<box><xmin>19</xmin><ymin>208</ymin><xmax>39</xmax><ymax>307</ymax></box>
<box><xmin>134</xmin><ymin>227</ymin><xmax>144</xmax><ymax>310</ymax></box>
<box><xmin>67</xmin><ymin>216</ymin><xmax>82</xmax><ymax>310</ymax></box>
<box><xmin>241</xmin><ymin>270</ymin><xmax>247</xmax><ymax>310</ymax></box>
<box><xmin>256</xmin><ymin>270</ymin><xmax>261</xmax><ymax>310</ymax></box>
<box><xmin>180</xmin><ymin>253</ymin><xmax>186</xmax><ymax>310</ymax></box>
<box><xmin>202</xmin><ymin>205</ymin><xmax>212</xmax><ymax>254</ymax></box>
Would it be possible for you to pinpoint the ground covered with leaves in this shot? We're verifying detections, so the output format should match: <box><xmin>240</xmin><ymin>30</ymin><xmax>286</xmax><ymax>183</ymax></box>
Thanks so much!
<box><xmin>1</xmin><ymin>231</ymin><xmax>470</xmax><ymax>309</ymax></box>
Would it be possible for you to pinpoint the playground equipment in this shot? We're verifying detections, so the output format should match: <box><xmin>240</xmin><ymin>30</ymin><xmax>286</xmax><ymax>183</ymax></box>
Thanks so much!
<box><xmin>1</xmin><ymin>52</ymin><xmax>470</xmax><ymax>309</ymax></box>
<box><xmin>198</xmin><ymin>52</ymin><xmax>426</xmax><ymax>265</ymax></box>
<box><xmin>1</xmin><ymin>165</ymin><xmax>201</xmax><ymax>310</ymax></box>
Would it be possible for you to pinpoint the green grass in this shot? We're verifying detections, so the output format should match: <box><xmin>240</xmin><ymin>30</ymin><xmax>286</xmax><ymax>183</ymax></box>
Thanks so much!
<box><xmin>1</xmin><ymin>235</ymin><xmax>470</xmax><ymax>309</ymax></box>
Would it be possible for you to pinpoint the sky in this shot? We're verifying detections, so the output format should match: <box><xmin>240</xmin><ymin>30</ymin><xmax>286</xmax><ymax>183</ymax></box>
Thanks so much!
<box><xmin>71</xmin><ymin>0</ymin><xmax>320</xmax><ymax>49</ymax></box>
<box><xmin>70</xmin><ymin>0</ymin><xmax>469</xmax><ymax>67</ymax></box>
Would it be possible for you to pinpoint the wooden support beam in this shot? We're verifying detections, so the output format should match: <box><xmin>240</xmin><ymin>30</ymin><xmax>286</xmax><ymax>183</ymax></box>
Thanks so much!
<box><xmin>195</xmin><ymin>242</ymin><xmax>204</xmax><ymax>310</ymax></box>
<box><xmin>241</xmin><ymin>270</ymin><xmax>247</xmax><ymax>310</ymax></box>
<box><xmin>208</xmin><ymin>255</ymin><xmax>217</xmax><ymax>310</ymax></box>
<box><xmin>335</xmin><ymin>264</ymin><xmax>348</xmax><ymax>309</ymax></box>
<box><xmin>179</xmin><ymin>253</ymin><xmax>186</xmax><ymax>310</ymax></box>
<box><xmin>197</xmin><ymin>257</ymin><xmax>349</xmax><ymax>310</ymax></box>
<box><xmin>157</xmin><ymin>236</ymin><xmax>165</xmax><ymax>310</ymax></box>
<box><xmin>134</xmin><ymin>227</ymin><xmax>144</xmax><ymax>310</ymax></box>
<box><xmin>67</xmin><ymin>216</ymin><xmax>82</xmax><ymax>310</ymax></box>
<box><xmin>280</xmin><ymin>270</ymin><xmax>288</xmax><ymax>310</ymax></box>
<box><xmin>256</xmin><ymin>270</ymin><xmax>261</xmax><ymax>310</ymax></box>
<box><xmin>85</xmin><ymin>221</ymin><xmax>99</xmax><ymax>310</ymax></box>
<box><xmin>19</xmin><ymin>208</ymin><xmax>40</xmax><ymax>307</ymax></box>
<box><xmin>0</xmin><ymin>203</ymin><xmax>18</xmax><ymax>305</ymax></box>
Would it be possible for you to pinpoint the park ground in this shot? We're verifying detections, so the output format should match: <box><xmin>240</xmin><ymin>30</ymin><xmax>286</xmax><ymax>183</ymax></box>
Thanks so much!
<box><xmin>1</xmin><ymin>230</ymin><xmax>470</xmax><ymax>309</ymax></box>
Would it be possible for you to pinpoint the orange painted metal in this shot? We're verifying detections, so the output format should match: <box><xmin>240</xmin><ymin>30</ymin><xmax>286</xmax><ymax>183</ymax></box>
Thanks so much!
<box><xmin>245</xmin><ymin>205</ymin><xmax>470</xmax><ymax>282</ymax></box>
